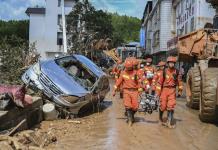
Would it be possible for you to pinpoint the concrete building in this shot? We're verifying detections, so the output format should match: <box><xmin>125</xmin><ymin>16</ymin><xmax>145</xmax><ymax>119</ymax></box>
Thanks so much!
<box><xmin>26</xmin><ymin>0</ymin><xmax>75</xmax><ymax>59</ymax></box>
<box><xmin>141</xmin><ymin>0</ymin><xmax>216</xmax><ymax>62</ymax></box>
<box><xmin>167</xmin><ymin>0</ymin><xmax>215</xmax><ymax>55</ymax></box>
<box><xmin>142</xmin><ymin>0</ymin><xmax>173</xmax><ymax>63</ymax></box>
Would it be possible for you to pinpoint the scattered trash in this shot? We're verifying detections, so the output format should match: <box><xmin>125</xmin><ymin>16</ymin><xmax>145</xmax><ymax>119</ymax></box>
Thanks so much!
<box><xmin>0</xmin><ymin>129</ymin><xmax>57</xmax><ymax>149</ymax></box>
<box><xmin>43</xmin><ymin>103</ymin><xmax>58</xmax><ymax>121</ymax></box>
<box><xmin>0</xmin><ymin>85</ymin><xmax>33</xmax><ymax>108</ymax></box>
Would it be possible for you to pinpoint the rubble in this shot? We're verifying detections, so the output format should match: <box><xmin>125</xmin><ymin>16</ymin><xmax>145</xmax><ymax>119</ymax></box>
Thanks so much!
<box><xmin>0</xmin><ymin>129</ymin><xmax>57</xmax><ymax>150</ymax></box>
<box><xmin>0</xmin><ymin>97</ymin><xmax>43</xmax><ymax>133</ymax></box>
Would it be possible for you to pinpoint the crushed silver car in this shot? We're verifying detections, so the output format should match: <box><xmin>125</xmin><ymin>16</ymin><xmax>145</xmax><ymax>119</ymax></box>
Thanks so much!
<box><xmin>22</xmin><ymin>55</ymin><xmax>110</xmax><ymax>116</ymax></box>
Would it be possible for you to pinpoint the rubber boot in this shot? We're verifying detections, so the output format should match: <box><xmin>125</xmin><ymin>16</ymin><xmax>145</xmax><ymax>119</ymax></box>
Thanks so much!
<box><xmin>159</xmin><ymin>109</ymin><xmax>164</xmax><ymax>123</ymax></box>
<box><xmin>124</xmin><ymin>109</ymin><xmax>127</xmax><ymax>117</ymax></box>
<box><xmin>166</xmin><ymin>110</ymin><xmax>175</xmax><ymax>129</ymax></box>
<box><xmin>132</xmin><ymin>110</ymin><xmax>137</xmax><ymax>123</ymax></box>
<box><xmin>127</xmin><ymin>109</ymin><xmax>133</xmax><ymax>126</ymax></box>
<box><xmin>120</xmin><ymin>92</ymin><xmax>123</xmax><ymax>98</ymax></box>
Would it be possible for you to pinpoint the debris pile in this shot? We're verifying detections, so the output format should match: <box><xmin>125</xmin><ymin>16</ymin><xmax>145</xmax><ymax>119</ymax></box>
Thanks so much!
<box><xmin>0</xmin><ymin>129</ymin><xmax>57</xmax><ymax>150</ymax></box>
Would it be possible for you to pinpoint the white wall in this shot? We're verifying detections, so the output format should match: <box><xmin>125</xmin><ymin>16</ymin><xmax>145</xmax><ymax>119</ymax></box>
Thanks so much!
<box><xmin>159</xmin><ymin>0</ymin><xmax>172</xmax><ymax>52</ymax></box>
<box><xmin>29</xmin><ymin>14</ymin><xmax>46</xmax><ymax>58</ymax></box>
<box><xmin>197</xmin><ymin>0</ymin><xmax>215</xmax><ymax>29</ymax></box>
<box><xmin>28</xmin><ymin>0</ymin><xmax>75</xmax><ymax>59</ymax></box>
<box><xmin>176</xmin><ymin>0</ymin><xmax>215</xmax><ymax>36</ymax></box>
<box><xmin>44</xmin><ymin>0</ymin><xmax>59</xmax><ymax>55</ymax></box>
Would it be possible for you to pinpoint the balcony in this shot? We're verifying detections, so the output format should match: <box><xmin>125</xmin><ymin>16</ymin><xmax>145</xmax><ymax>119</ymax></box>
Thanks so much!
<box><xmin>167</xmin><ymin>36</ymin><xmax>178</xmax><ymax>51</ymax></box>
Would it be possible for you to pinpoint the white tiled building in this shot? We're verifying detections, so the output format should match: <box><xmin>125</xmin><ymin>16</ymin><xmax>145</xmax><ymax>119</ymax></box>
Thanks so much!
<box><xmin>26</xmin><ymin>0</ymin><xmax>75</xmax><ymax>59</ymax></box>
<box><xmin>142</xmin><ymin>0</ymin><xmax>173</xmax><ymax>63</ymax></box>
<box><xmin>168</xmin><ymin>0</ymin><xmax>215</xmax><ymax>54</ymax></box>
<box><xmin>141</xmin><ymin>0</ymin><xmax>216</xmax><ymax>62</ymax></box>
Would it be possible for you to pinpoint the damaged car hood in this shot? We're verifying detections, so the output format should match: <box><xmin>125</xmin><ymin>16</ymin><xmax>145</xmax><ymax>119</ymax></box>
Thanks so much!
<box><xmin>40</xmin><ymin>60</ymin><xmax>89</xmax><ymax>97</ymax></box>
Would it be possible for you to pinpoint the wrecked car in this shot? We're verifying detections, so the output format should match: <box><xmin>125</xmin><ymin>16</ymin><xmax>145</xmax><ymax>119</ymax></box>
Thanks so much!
<box><xmin>22</xmin><ymin>55</ymin><xmax>110</xmax><ymax>116</ymax></box>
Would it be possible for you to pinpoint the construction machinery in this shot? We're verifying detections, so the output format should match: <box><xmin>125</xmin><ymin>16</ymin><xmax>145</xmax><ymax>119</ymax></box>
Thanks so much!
<box><xmin>177</xmin><ymin>2</ymin><xmax>218</xmax><ymax>122</ymax></box>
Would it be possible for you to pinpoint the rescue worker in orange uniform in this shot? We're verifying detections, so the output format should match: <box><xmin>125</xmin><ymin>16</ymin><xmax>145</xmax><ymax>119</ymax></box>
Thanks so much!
<box><xmin>156</xmin><ymin>56</ymin><xmax>183</xmax><ymax>128</ymax></box>
<box><xmin>112</xmin><ymin>59</ymin><xmax>122</xmax><ymax>81</ymax></box>
<box><xmin>112</xmin><ymin>60</ymin><xmax>123</xmax><ymax>98</ymax></box>
<box><xmin>152</xmin><ymin>61</ymin><xmax>166</xmax><ymax>92</ymax></box>
<box><xmin>143</xmin><ymin>57</ymin><xmax>156</xmax><ymax>95</ymax></box>
<box><xmin>113</xmin><ymin>59</ymin><xmax>142</xmax><ymax>126</ymax></box>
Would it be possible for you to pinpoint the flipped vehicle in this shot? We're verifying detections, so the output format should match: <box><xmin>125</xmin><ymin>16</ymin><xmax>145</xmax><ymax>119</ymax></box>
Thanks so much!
<box><xmin>22</xmin><ymin>55</ymin><xmax>110</xmax><ymax>117</ymax></box>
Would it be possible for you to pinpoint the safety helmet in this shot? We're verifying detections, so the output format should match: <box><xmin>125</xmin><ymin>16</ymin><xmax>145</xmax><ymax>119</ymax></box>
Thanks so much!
<box><xmin>146</xmin><ymin>71</ymin><xmax>154</xmax><ymax>79</ymax></box>
<box><xmin>157</xmin><ymin>61</ymin><xmax>166</xmax><ymax>67</ymax></box>
<box><xmin>117</xmin><ymin>59</ymin><xmax>122</xmax><ymax>64</ymax></box>
<box><xmin>167</xmin><ymin>56</ymin><xmax>177</xmax><ymax>63</ymax></box>
<box><xmin>145</xmin><ymin>58</ymin><xmax>152</xmax><ymax>63</ymax></box>
<box><xmin>132</xmin><ymin>58</ymin><xmax>139</xmax><ymax>66</ymax></box>
<box><xmin>124</xmin><ymin>59</ymin><xmax>133</xmax><ymax>68</ymax></box>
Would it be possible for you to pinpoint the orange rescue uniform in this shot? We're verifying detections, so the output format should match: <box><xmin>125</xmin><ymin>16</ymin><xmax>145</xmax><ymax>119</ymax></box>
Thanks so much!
<box><xmin>156</xmin><ymin>68</ymin><xmax>183</xmax><ymax>111</ymax></box>
<box><xmin>114</xmin><ymin>70</ymin><xmax>142</xmax><ymax>111</ymax></box>
<box><xmin>143</xmin><ymin>66</ymin><xmax>156</xmax><ymax>91</ymax></box>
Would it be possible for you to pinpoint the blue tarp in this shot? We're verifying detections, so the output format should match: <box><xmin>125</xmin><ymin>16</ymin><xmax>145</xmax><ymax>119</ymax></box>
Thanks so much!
<box><xmin>140</xmin><ymin>28</ymin><xmax>146</xmax><ymax>49</ymax></box>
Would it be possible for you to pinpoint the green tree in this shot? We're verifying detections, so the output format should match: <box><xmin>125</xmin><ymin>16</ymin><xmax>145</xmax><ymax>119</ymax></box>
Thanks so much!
<box><xmin>0</xmin><ymin>36</ymin><xmax>29</xmax><ymax>84</ymax></box>
<box><xmin>0</xmin><ymin>20</ymin><xmax>29</xmax><ymax>40</ymax></box>
<box><xmin>111</xmin><ymin>13</ymin><xmax>141</xmax><ymax>47</ymax></box>
<box><xmin>67</xmin><ymin>0</ymin><xmax>113</xmax><ymax>53</ymax></box>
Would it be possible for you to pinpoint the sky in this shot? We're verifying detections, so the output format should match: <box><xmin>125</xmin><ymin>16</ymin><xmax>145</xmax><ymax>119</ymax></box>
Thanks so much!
<box><xmin>0</xmin><ymin>0</ymin><xmax>147</xmax><ymax>21</ymax></box>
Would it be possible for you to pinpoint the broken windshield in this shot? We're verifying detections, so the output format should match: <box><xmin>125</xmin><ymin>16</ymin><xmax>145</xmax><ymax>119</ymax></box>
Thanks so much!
<box><xmin>55</xmin><ymin>56</ymin><xmax>97</xmax><ymax>91</ymax></box>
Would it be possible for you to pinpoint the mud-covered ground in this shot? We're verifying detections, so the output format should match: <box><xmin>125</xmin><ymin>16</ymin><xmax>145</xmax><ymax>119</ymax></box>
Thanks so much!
<box><xmin>35</xmin><ymin>87</ymin><xmax>218</xmax><ymax>150</ymax></box>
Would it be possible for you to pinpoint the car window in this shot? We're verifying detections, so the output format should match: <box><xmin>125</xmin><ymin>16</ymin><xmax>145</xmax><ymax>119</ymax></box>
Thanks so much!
<box><xmin>55</xmin><ymin>56</ymin><xmax>97</xmax><ymax>91</ymax></box>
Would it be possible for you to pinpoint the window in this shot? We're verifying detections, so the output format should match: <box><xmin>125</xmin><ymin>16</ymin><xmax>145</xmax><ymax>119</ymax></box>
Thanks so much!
<box><xmin>153</xmin><ymin>30</ymin><xmax>160</xmax><ymax>47</ymax></box>
<box><xmin>57</xmin><ymin>32</ymin><xmax>63</xmax><ymax>45</ymax></box>
<box><xmin>185</xmin><ymin>22</ymin><xmax>188</xmax><ymax>34</ymax></box>
<box><xmin>55</xmin><ymin>56</ymin><xmax>97</xmax><ymax>90</ymax></box>
<box><xmin>190</xmin><ymin>17</ymin><xmax>195</xmax><ymax>32</ymax></box>
<box><xmin>181</xmin><ymin>1</ymin><xmax>184</xmax><ymax>14</ymax></box>
<box><xmin>58</xmin><ymin>14</ymin><xmax>62</xmax><ymax>26</ymax></box>
<box><xmin>58</xmin><ymin>0</ymin><xmax>61</xmax><ymax>7</ymax></box>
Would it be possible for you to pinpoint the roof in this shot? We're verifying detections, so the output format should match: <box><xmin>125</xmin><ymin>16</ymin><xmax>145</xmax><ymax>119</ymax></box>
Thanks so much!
<box><xmin>25</xmin><ymin>8</ymin><xmax>45</xmax><ymax>16</ymax></box>
<box><xmin>141</xmin><ymin>1</ymin><xmax>152</xmax><ymax>23</ymax></box>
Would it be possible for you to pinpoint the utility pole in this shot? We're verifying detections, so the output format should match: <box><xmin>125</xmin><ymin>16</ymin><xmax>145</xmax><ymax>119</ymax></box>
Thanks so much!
<box><xmin>61</xmin><ymin>0</ymin><xmax>67</xmax><ymax>53</ymax></box>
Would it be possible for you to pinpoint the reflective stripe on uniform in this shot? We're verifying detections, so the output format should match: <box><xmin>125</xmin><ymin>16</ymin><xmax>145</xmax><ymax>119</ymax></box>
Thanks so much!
<box><xmin>179</xmin><ymin>86</ymin><xmax>183</xmax><ymax>89</ymax></box>
<box><xmin>138</xmin><ymin>88</ymin><xmax>143</xmax><ymax>92</ymax></box>
<box><xmin>144</xmin><ymin>80</ymin><xmax>148</xmax><ymax>83</ymax></box>
<box><xmin>122</xmin><ymin>74</ymin><xmax>130</xmax><ymax>79</ymax></box>
<box><xmin>156</xmin><ymin>86</ymin><xmax>161</xmax><ymax>90</ymax></box>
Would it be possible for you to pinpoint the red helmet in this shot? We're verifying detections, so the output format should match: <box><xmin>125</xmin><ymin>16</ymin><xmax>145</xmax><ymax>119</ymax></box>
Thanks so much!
<box><xmin>157</xmin><ymin>61</ymin><xmax>166</xmax><ymax>67</ymax></box>
<box><xmin>146</xmin><ymin>58</ymin><xmax>152</xmax><ymax>63</ymax></box>
<box><xmin>167</xmin><ymin>56</ymin><xmax>177</xmax><ymax>63</ymax></box>
<box><xmin>132</xmin><ymin>58</ymin><xmax>139</xmax><ymax>66</ymax></box>
<box><xmin>117</xmin><ymin>59</ymin><xmax>122</xmax><ymax>64</ymax></box>
<box><xmin>124</xmin><ymin>60</ymin><xmax>133</xmax><ymax>68</ymax></box>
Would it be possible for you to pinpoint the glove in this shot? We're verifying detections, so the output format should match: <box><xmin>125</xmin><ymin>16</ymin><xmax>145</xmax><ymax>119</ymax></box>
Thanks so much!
<box><xmin>112</xmin><ymin>90</ymin><xmax>116</xmax><ymax>97</ymax></box>
<box><xmin>178</xmin><ymin>90</ymin><xmax>182</xmax><ymax>97</ymax></box>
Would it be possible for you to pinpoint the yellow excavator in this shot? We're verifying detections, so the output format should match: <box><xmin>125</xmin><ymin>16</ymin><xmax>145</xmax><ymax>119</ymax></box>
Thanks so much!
<box><xmin>177</xmin><ymin>0</ymin><xmax>218</xmax><ymax>122</ymax></box>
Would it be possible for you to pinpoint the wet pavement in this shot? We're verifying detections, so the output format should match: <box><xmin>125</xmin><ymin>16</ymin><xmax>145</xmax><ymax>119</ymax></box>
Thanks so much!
<box><xmin>40</xmin><ymin>85</ymin><xmax>218</xmax><ymax>150</ymax></box>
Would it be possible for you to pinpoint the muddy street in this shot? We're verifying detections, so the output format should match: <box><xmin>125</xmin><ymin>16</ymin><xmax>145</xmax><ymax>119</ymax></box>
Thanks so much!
<box><xmin>36</xmin><ymin>82</ymin><xmax>218</xmax><ymax>150</ymax></box>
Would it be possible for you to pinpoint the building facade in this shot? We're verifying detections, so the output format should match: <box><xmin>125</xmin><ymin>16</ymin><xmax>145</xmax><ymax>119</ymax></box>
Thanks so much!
<box><xmin>142</xmin><ymin>0</ymin><xmax>173</xmax><ymax>63</ymax></box>
<box><xmin>168</xmin><ymin>0</ymin><xmax>215</xmax><ymax>55</ymax></box>
<box><xmin>26</xmin><ymin>0</ymin><xmax>75</xmax><ymax>59</ymax></box>
<box><xmin>141</xmin><ymin>0</ymin><xmax>215</xmax><ymax>62</ymax></box>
